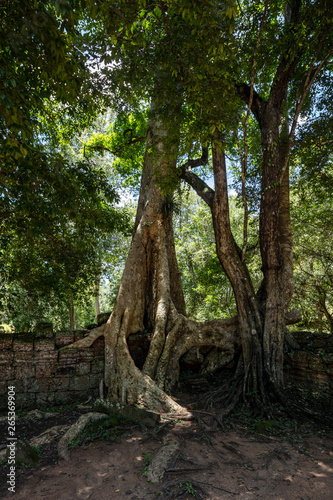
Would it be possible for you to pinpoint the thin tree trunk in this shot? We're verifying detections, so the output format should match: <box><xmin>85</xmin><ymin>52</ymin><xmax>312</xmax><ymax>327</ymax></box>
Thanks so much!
<box><xmin>68</xmin><ymin>293</ymin><xmax>76</xmax><ymax>331</ymax></box>
<box><xmin>211</xmin><ymin>144</ymin><xmax>265</xmax><ymax>405</ymax></box>
<box><xmin>278</xmin><ymin>2</ymin><xmax>296</xmax><ymax>311</ymax></box>
<box><xmin>94</xmin><ymin>276</ymin><xmax>101</xmax><ymax>320</ymax></box>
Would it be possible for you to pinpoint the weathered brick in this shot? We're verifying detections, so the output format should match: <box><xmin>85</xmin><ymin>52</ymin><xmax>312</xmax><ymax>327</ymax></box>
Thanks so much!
<box><xmin>55</xmin><ymin>391</ymin><xmax>82</xmax><ymax>405</ymax></box>
<box><xmin>91</xmin><ymin>358</ymin><xmax>104</xmax><ymax>374</ymax></box>
<box><xmin>69</xmin><ymin>375</ymin><xmax>90</xmax><ymax>391</ymax></box>
<box><xmin>36</xmin><ymin>378</ymin><xmax>51</xmax><ymax>392</ymax></box>
<box><xmin>0</xmin><ymin>378</ymin><xmax>7</xmax><ymax>394</ymax></box>
<box><xmin>90</xmin><ymin>387</ymin><xmax>99</xmax><ymax>399</ymax></box>
<box><xmin>14</xmin><ymin>351</ymin><xmax>34</xmax><ymax>361</ymax></box>
<box><xmin>68</xmin><ymin>390</ymin><xmax>91</xmax><ymax>403</ymax></box>
<box><xmin>35</xmin><ymin>358</ymin><xmax>58</xmax><ymax>378</ymax></box>
<box><xmin>16</xmin><ymin>392</ymin><xmax>36</xmax><ymax>410</ymax></box>
<box><xmin>77</xmin><ymin>350</ymin><xmax>95</xmax><ymax>362</ymax></box>
<box><xmin>0</xmin><ymin>362</ymin><xmax>15</xmax><ymax>380</ymax></box>
<box><xmin>0</xmin><ymin>381</ymin><xmax>16</xmax><ymax>409</ymax></box>
<box><xmin>13</xmin><ymin>335</ymin><xmax>34</xmax><ymax>351</ymax></box>
<box><xmin>51</xmin><ymin>377</ymin><xmax>70</xmax><ymax>391</ymax></box>
<box><xmin>0</xmin><ymin>351</ymin><xmax>15</xmax><ymax>363</ymax></box>
<box><xmin>58</xmin><ymin>349</ymin><xmax>80</xmax><ymax>364</ymax></box>
<box><xmin>55</xmin><ymin>332</ymin><xmax>75</xmax><ymax>347</ymax></box>
<box><xmin>89</xmin><ymin>373</ymin><xmax>102</xmax><ymax>389</ymax></box>
<box><xmin>15</xmin><ymin>361</ymin><xmax>35</xmax><ymax>380</ymax></box>
<box><xmin>34</xmin><ymin>339</ymin><xmax>55</xmax><ymax>352</ymax></box>
<box><xmin>74</xmin><ymin>330</ymin><xmax>88</xmax><ymax>341</ymax></box>
<box><xmin>55</xmin><ymin>365</ymin><xmax>76</xmax><ymax>376</ymax></box>
<box><xmin>0</xmin><ymin>334</ymin><xmax>14</xmax><ymax>349</ymax></box>
<box><xmin>13</xmin><ymin>378</ymin><xmax>28</xmax><ymax>393</ymax></box>
<box><xmin>75</xmin><ymin>362</ymin><xmax>91</xmax><ymax>376</ymax></box>
<box><xmin>35</xmin><ymin>392</ymin><xmax>56</xmax><ymax>406</ymax></box>
<box><xmin>26</xmin><ymin>378</ymin><xmax>40</xmax><ymax>393</ymax></box>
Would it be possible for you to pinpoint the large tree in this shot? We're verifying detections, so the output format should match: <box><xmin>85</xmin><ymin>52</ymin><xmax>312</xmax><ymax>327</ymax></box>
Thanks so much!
<box><xmin>5</xmin><ymin>0</ymin><xmax>333</xmax><ymax>418</ymax></box>
<box><xmin>180</xmin><ymin>0</ymin><xmax>333</xmax><ymax>412</ymax></box>
<box><xmin>69</xmin><ymin>0</ymin><xmax>333</xmax><ymax>418</ymax></box>
<box><xmin>63</xmin><ymin>1</ymin><xmax>240</xmax><ymax>413</ymax></box>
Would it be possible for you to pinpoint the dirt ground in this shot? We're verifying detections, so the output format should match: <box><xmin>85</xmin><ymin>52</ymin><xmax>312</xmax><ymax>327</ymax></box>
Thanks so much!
<box><xmin>1</xmin><ymin>399</ymin><xmax>333</xmax><ymax>500</ymax></box>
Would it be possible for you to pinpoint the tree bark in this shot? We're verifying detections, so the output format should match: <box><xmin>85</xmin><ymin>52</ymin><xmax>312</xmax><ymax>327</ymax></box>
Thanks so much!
<box><xmin>94</xmin><ymin>276</ymin><xmax>101</xmax><ymax>321</ymax></box>
<box><xmin>99</xmin><ymin>111</ymin><xmax>186</xmax><ymax>412</ymax></box>
<box><xmin>259</xmin><ymin>108</ymin><xmax>286</xmax><ymax>386</ymax></box>
<box><xmin>68</xmin><ymin>292</ymin><xmax>76</xmax><ymax>331</ymax></box>
<box><xmin>211</xmin><ymin>144</ymin><xmax>265</xmax><ymax>405</ymax></box>
<box><xmin>180</xmin><ymin>143</ymin><xmax>302</xmax><ymax>408</ymax></box>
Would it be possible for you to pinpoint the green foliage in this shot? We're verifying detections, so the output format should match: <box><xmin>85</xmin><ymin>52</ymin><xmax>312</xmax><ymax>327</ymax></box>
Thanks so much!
<box><xmin>2</xmin><ymin>0</ymin><xmax>333</xmax><ymax>339</ymax></box>
<box><xmin>0</xmin><ymin>146</ymin><xmax>130</xmax><ymax>329</ymax></box>
<box><xmin>84</xmin><ymin>109</ymin><xmax>148</xmax><ymax>190</ymax></box>
<box><xmin>0</xmin><ymin>0</ymin><xmax>96</xmax><ymax>163</ymax></box>
<box><xmin>175</xmin><ymin>194</ymin><xmax>233</xmax><ymax>320</ymax></box>
<box><xmin>85</xmin><ymin>0</ymin><xmax>238</xmax><ymax>149</ymax></box>
<box><xmin>0</xmin><ymin>1</ymin><xmax>132</xmax><ymax>329</ymax></box>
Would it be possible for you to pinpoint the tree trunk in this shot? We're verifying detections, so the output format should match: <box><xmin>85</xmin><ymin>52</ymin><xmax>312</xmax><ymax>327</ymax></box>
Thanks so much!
<box><xmin>67</xmin><ymin>109</ymin><xmax>240</xmax><ymax>413</ymax></box>
<box><xmin>211</xmin><ymin>144</ymin><xmax>265</xmax><ymax>406</ymax></box>
<box><xmin>68</xmin><ymin>293</ymin><xmax>76</xmax><ymax>331</ymax></box>
<box><xmin>180</xmin><ymin>140</ymin><xmax>300</xmax><ymax>412</ymax></box>
<box><xmin>259</xmin><ymin>114</ymin><xmax>285</xmax><ymax>386</ymax></box>
<box><xmin>98</xmin><ymin>113</ymin><xmax>187</xmax><ymax>412</ymax></box>
<box><xmin>94</xmin><ymin>276</ymin><xmax>101</xmax><ymax>321</ymax></box>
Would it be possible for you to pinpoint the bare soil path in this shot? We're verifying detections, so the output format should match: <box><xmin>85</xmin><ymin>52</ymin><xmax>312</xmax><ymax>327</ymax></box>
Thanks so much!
<box><xmin>1</xmin><ymin>401</ymin><xmax>333</xmax><ymax>499</ymax></box>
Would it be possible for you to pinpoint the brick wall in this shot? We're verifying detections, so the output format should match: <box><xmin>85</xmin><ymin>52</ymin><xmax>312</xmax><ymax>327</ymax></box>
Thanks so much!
<box><xmin>1</xmin><ymin>330</ymin><xmax>332</xmax><ymax>412</ymax></box>
<box><xmin>285</xmin><ymin>331</ymin><xmax>333</xmax><ymax>395</ymax></box>
<box><xmin>0</xmin><ymin>332</ymin><xmax>104</xmax><ymax>411</ymax></box>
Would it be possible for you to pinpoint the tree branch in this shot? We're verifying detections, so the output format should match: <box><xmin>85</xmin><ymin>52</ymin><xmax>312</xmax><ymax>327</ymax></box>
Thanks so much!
<box><xmin>84</xmin><ymin>136</ymin><xmax>145</xmax><ymax>158</ymax></box>
<box><xmin>279</xmin><ymin>44</ymin><xmax>333</xmax><ymax>185</ymax></box>
<box><xmin>180</xmin><ymin>169</ymin><xmax>215</xmax><ymax>208</ymax></box>
<box><xmin>181</xmin><ymin>147</ymin><xmax>209</xmax><ymax>169</ymax></box>
<box><xmin>179</xmin><ymin>148</ymin><xmax>214</xmax><ymax>208</ymax></box>
<box><xmin>294</xmin><ymin>138</ymin><xmax>333</xmax><ymax>148</ymax></box>
<box><xmin>235</xmin><ymin>83</ymin><xmax>265</xmax><ymax>126</ymax></box>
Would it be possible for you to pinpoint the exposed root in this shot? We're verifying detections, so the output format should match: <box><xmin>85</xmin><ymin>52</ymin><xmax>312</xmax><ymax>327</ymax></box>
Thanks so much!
<box><xmin>161</xmin><ymin>316</ymin><xmax>240</xmax><ymax>393</ymax></box>
<box><xmin>30</xmin><ymin>425</ymin><xmax>71</xmax><ymax>448</ymax></box>
<box><xmin>0</xmin><ymin>425</ymin><xmax>71</xmax><ymax>464</ymax></box>
<box><xmin>198</xmin><ymin>366</ymin><xmax>333</xmax><ymax>429</ymax></box>
<box><xmin>147</xmin><ymin>434</ymin><xmax>181</xmax><ymax>483</ymax></box>
<box><xmin>58</xmin><ymin>412</ymin><xmax>106</xmax><ymax>461</ymax></box>
<box><xmin>199</xmin><ymin>372</ymin><xmax>244</xmax><ymax>422</ymax></box>
<box><xmin>60</xmin><ymin>326</ymin><xmax>105</xmax><ymax>349</ymax></box>
<box><xmin>160</xmin><ymin>412</ymin><xmax>194</xmax><ymax>422</ymax></box>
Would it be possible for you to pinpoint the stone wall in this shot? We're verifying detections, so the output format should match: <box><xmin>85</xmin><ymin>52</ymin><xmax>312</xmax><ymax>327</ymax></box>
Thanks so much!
<box><xmin>285</xmin><ymin>331</ymin><xmax>333</xmax><ymax>395</ymax></box>
<box><xmin>0</xmin><ymin>332</ymin><xmax>104</xmax><ymax>412</ymax></box>
<box><xmin>0</xmin><ymin>329</ymin><xmax>332</xmax><ymax>412</ymax></box>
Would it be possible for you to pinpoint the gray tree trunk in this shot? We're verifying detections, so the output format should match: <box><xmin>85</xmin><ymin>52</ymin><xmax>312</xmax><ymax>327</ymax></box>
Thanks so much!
<box><xmin>94</xmin><ymin>276</ymin><xmax>101</xmax><ymax>321</ymax></box>
<box><xmin>67</xmin><ymin>107</ymin><xmax>240</xmax><ymax>412</ymax></box>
